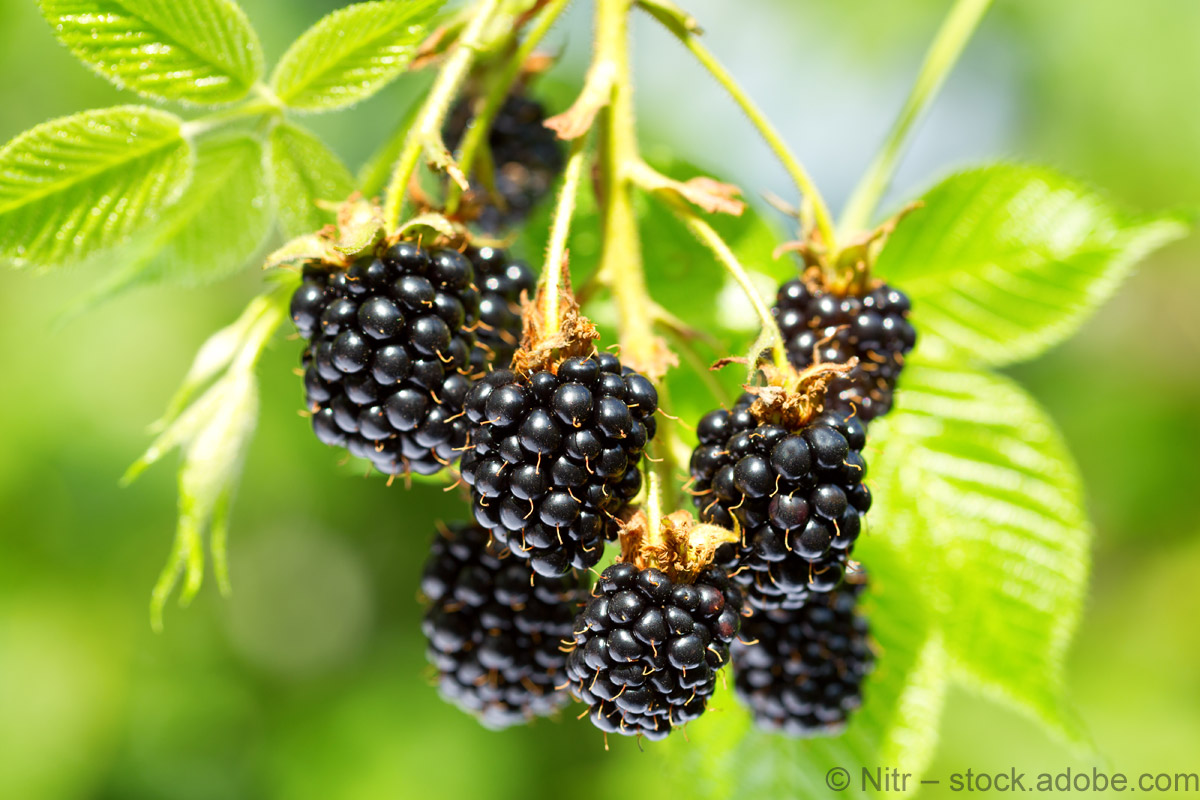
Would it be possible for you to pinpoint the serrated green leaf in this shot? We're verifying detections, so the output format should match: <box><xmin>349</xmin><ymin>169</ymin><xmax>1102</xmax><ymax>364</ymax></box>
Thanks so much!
<box><xmin>664</xmin><ymin>541</ymin><xmax>946</xmax><ymax>800</ymax></box>
<box><xmin>0</xmin><ymin>106</ymin><xmax>192</xmax><ymax>269</ymax></box>
<box><xmin>39</xmin><ymin>0</ymin><xmax>264</xmax><ymax>105</ymax></box>
<box><xmin>271</xmin><ymin>0</ymin><xmax>443</xmax><ymax>112</ymax></box>
<box><xmin>269</xmin><ymin>122</ymin><xmax>356</xmax><ymax>238</ymax></box>
<box><xmin>875</xmin><ymin>165</ymin><xmax>1189</xmax><ymax>366</ymax></box>
<box><xmin>869</xmin><ymin>358</ymin><xmax>1090</xmax><ymax>746</ymax></box>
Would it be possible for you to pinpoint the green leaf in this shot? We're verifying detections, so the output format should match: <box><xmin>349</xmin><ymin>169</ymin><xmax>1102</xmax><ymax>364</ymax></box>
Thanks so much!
<box><xmin>662</xmin><ymin>540</ymin><xmax>947</xmax><ymax>800</ymax></box>
<box><xmin>270</xmin><ymin>0</ymin><xmax>443</xmax><ymax>112</ymax></box>
<box><xmin>0</xmin><ymin>106</ymin><xmax>192</xmax><ymax>269</ymax></box>
<box><xmin>269</xmin><ymin>121</ymin><xmax>356</xmax><ymax>238</ymax></box>
<box><xmin>127</xmin><ymin>133</ymin><xmax>273</xmax><ymax>287</ymax></box>
<box><xmin>39</xmin><ymin>0</ymin><xmax>264</xmax><ymax>105</ymax></box>
<box><xmin>869</xmin><ymin>358</ymin><xmax>1090</xmax><ymax>745</ymax></box>
<box><xmin>875</xmin><ymin>165</ymin><xmax>1189</xmax><ymax>366</ymax></box>
<box><xmin>125</xmin><ymin>291</ymin><xmax>287</xmax><ymax>630</ymax></box>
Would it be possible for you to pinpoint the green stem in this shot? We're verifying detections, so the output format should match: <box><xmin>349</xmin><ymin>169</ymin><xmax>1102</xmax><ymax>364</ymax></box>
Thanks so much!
<box><xmin>383</xmin><ymin>0</ymin><xmax>504</xmax><ymax>230</ymax></box>
<box><xmin>839</xmin><ymin>0</ymin><xmax>993</xmax><ymax>235</ymax></box>
<box><xmin>180</xmin><ymin>88</ymin><xmax>283</xmax><ymax>139</ymax></box>
<box><xmin>653</xmin><ymin>21</ymin><xmax>837</xmax><ymax>251</ymax></box>
<box><xmin>649</xmin><ymin>192</ymin><xmax>788</xmax><ymax>371</ymax></box>
<box><xmin>596</xmin><ymin>0</ymin><xmax>656</xmax><ymax>372</ymax></box>
<box><xmin>542</xmin><ymin>137</ymin><xmax>589</xmax><ymax>336</ymax></box>
<box><xmin>447</xmin><ymin>0</ymin><xmax>573</xmax><ymax>214</ymax></box>
<box><xmin>592</xmin><ymin>0</ymin><xmax>679</xmax><ymax>551</ymax></box>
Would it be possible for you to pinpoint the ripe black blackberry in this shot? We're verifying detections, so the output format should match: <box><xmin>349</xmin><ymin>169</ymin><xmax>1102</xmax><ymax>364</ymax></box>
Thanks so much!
<box><xmin>689</xmin><ymin>391</ymin><xmax>870</xmax><ymax>611</ymax></box>
<box><xmin>421</xmin><ymin>522</ymin><xmax>583</xmax><ymax>729</ymax></box>
<box><xmin>773</xmin><ymin>275</ymin><xmax>915</xmax><ymax>421</ymax></box>
<box><xmin>566</xmin><ymin>559</ymin><xmax>743</xmax><ymax>740</ymax></box>
<box><xmin>460</xmin><ymin>351</ymin><xmax>658</xmax><ymax>577</ymax></box>
<box><xmin>444</xmin><ymin>92</ymin><xmax>565</xmax><ymax>233</ymax></box>
<box><xmin>289</xmin><ymin>241</ymin><xmax>483</xmax><ymax>476</ymax></box>
<box><xmin>466</xmin><ymin>245</ymin><xmax>534</xmax><ymax>373</ymax></box>
<box><xmin>732</xmin><ymin>577</ymin><xmax>873</xmax><ymax>736</ymax></box>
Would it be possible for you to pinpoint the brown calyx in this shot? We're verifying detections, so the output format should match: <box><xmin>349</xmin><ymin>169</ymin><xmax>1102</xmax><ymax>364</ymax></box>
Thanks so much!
<box><xmin>746</xmin><ymin>360</ymin><xmax>857</xmax><ymax>430</ymax></box>
<box><xmin>615</xmin><ymin>509</ymin><xmax>738</xmax><ymax>584</ymax></box>
<box><xmin>509</xmin><ymin>274</ymin><xmax>601</xmax><ymax>376</ymax></box>
<box><xmin>773</xmin><ymin>202</ymin><xmax>923</xmax><ymax>296</ymax></box>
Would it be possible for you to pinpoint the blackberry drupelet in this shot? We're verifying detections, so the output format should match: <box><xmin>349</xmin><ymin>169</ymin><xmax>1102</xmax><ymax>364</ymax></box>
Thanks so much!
<box><xmin>732</xmin><ymin>578</ymin><xmax>873</xmax><ymax>736</ymax></box>
<box><xmin>289</xmin><ymin>241</ymin><xmax>481</xmax><ymax>476</ymax></box>
<box><xmin>466</xmin><ymin>245</ymin><xmax>535</xmax><ymax>373</ymax></box>
<box><xmin>773</xmin><ymin>277</ymin><xmax>915</xmax><ymax>421</ymax></box>
<box><xmin>565</xmin><ymin>562</ymin><xmax>743</xmax><ymax>740</ymax></box>
<box><xmin>459</xmin><ymin>353</ymin><xmax>658</xmax><ymax>577</ymax></box>
<box><xmin>444</xmin><ymin>93</ymin><xmax>565</xmax><ymax>233</ymax></box>
<box><xmin>689</xmin><ymin>393</ymin><xmax>870</xmax><ymax>610</ymax></box>
<box><xmin>421</xmin><ymin>522</ymin><xmax>583</xmax><ymax>729</ymax></box>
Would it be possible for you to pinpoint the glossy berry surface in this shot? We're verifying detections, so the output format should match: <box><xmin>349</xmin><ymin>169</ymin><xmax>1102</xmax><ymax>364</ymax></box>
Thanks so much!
<box><xmin>466</xmin><ymin>246</ymin><xmax>535</xmax><ymax>372</ymax></box>
<box><xmin>421</xmin><ymin>522</ymin><xmax>583</xmax><ymax>729</ymax></box>
<box><xmin>732</xmin><ymin>578</ymin><xmax>873</xmax><ymax>737</ymax></box>
<box><xmin>443</xmin><ymin>93</ymin><xmax>565</xmax><ymax>233</ymax></box>
<box><xmin>566</xmin><ymin>563</ymin><xmax>744</xmax><ymax>739</ymax></box>
<box><xmin>290</xmin><ymin>242</ymin><xmax>482</xmax><ymax>475</ymax></box>
<box><xmin>773</xmin><ymin>278</ymin><xmax>916</xmax><ymax>421</ymax></box>
<box><xmin>460</xmin><ymin>355</ymin><xmax>657</xmax><ymax>577</ymax></box>
<box><xmin>689</xmin><ymin>393</ymin><xmax>870</xmax><ymax>610</ymax></box>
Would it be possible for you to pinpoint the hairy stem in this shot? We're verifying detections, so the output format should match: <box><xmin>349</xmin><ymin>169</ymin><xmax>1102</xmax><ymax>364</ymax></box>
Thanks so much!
<box><xmin>595</xmin><ymin>0</ymin><xmax>656</xmax><ymax>373</ymax></box>
<box><xmin>652</xmin><ymin>20</ymin><xmax>837</xmax><ymax>251</ymax></box>
<box><xmin>590</xmin><ymin>0</ymin><xmax>680</xmax><ymax>552</ymax></box>
<box><xmin>447</xmin><ymin>0</ymin><xmax>573</xmax><ymax>214</ymax></box>
<box><xmin>383</xmin><ymin>0</ymin><xmax>504</xmax><ymax>230</ymax></box>
<box><xmin>542</xmin><ymin>137</ymin><xmax>589</xmax><ymax>336</ymax></box>
<box><xmin>647</xmin><ymin>191</ymin><xmax>788</xmax><ymax>371</ymax></box>
<box><xmin>839</xmin><ymin>0</ymin><xmax>993</xmax><ymax>235</ymax></box>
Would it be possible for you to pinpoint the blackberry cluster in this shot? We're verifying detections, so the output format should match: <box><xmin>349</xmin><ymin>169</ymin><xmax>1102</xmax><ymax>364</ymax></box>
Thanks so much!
<box><xmin>444</xmin><ymin>93</ymin><xmax>565</xmax><ymax>233</ymax></box>
<box><xmin>466</xmin><ymin>246</ymin><xmax>535</xmax><ymax>373</ymax></box>
<box><xmin>290</xmin><ymin>242</ymin><xmax>482</xmax><ymax>475</ymax></box>
<box><xmin>421</xmin><ymin>522</ymin><xmax>583</xmax><ymax>729</ymax></box>
<box><xmin>689</xmin><ymin>393</ymin><xmax>870</xmax><ymax>610</ymax></box>
<box><xmin>460</xmin><ymin>354</ymin><xmax>658</xmax><ymax>577</ymax></box>
<box><xmin>773</xmin><ymin>279</ymin><xmax>916</xmax><ymax>421</ymax></box>
<box><xmin>733</xmin><ymin>579</ymin><xmax>873</xmax><ymax>736</ymax></box>
<box><xmin>566</xmin><ymin>562</ymin><xmax>743</xmax><ymax>739</ymax></box>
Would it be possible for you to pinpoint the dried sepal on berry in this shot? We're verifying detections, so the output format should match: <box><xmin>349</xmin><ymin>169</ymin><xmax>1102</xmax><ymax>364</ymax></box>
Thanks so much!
<box><xmin>744</xmin><ymin>360</ymin><xmax>858</xmax><ymax>431</ymax></box>
<box><xmin>510</xmin><ymin>276</ymin><xmax>600</xmax><ymax>377</ymax></box>
<box><xmin>616</xmin><ymin>508</ymin><xmax>738</xmax><ymax>585</ymax></box>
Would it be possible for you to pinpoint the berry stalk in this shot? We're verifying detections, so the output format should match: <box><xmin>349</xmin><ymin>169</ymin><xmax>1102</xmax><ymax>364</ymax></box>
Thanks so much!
<box><xmin>647</xmin><ymin>190</ymin><xmax>789</xmax><ymax>374</ymax></box>
<box><xmin>649</xmin><ymin>15</ymin><xmax>837</xmax><ymax>253</ymax></box>
<box><xmin>839</xmin><ymin>0</ymin><xmax>993</xmax><ymax>235</ymax></box>
<box><xmin>541</xmin><ymin>136</ymin><xmax>590</xmax><ymax>337</ymax></box>
<box><xmin>384</xmin><ymin>0</ymin><xmax>505</xmax><ymax>230</ymax></box>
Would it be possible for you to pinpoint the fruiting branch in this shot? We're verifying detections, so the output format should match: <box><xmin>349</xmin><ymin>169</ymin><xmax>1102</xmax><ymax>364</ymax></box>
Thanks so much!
<box><xmin>648</xmin><ymin>15</ymin><xmax>837</xmax><ymax>252</ymax></box>
<box><xmin>384</xmin><ymin>0</ymin><xmax>505</xmax><ymax>231</ymax></box>
<box><xmin>446</xmin><ymin>0</ymin><xmax>573</xmax><ymax>213</ymax></box>
<box><xmin>839</xmin><ymin>0</ymin><xmax>993</xmax><ymax>235</ymax></box>
<box><xmin>542</xmin><ymin>136</ymin><xmax>590</xmax><ymax>337</ymax></box>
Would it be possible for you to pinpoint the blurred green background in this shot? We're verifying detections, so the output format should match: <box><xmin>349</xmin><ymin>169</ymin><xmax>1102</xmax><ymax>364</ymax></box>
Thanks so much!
<box><xmin>1</xmin><ymin>0</ymin><xmax>1198</xmax><ymax>797</ymax></box>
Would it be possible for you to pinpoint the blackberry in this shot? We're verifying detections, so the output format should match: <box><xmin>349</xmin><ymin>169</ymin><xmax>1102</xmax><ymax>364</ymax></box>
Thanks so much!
<box><xmin>565</xmin><ymin>561</ymin><xmax>743</xmax><ymax>740</ymax></box>
<box><xmin>460</xmin><ymin>353</ymin><xmax>658</xmax><ymax>577</ymax></box>
<box><xmin>733</xmin><ymin>578</ymin><xmax>873</xmax><ymax>736</ymax></box>
<box><xmin>689</xmin><ymin>393</ymin><xmax>870</xmax><ymax>610</ymax></box>
<box><xmin>466</xmin><ymin>246</ymin><xmax>535</xmax><ymax>373</ymax></box>
<box><xmin>421</xmin><ymin>522</ymin><xmax>583</xmax><ymax>729</ymax></box>
<box><xmin>444</xmin><ymin>93</ymin><xmax>565</xmax><ymax>233</ymax></box>
<box><xmin>289</xmin><ymin>241</ymin><xmax>482</xmax><ymax>475</ymax></box>
<box><xmin>773</xmin><ymin>277</ymin><xmax>915</xmax><ymax>421</ymax></box>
